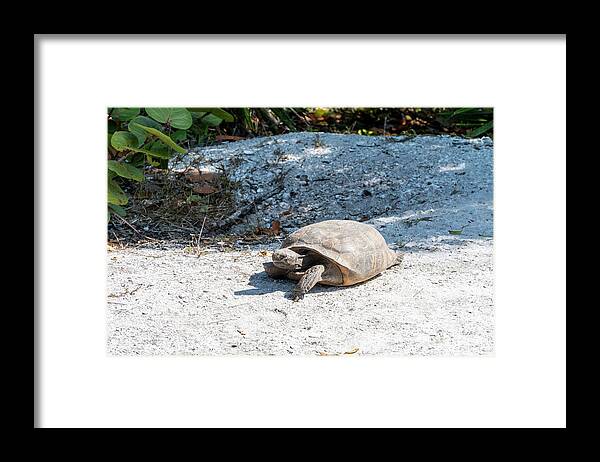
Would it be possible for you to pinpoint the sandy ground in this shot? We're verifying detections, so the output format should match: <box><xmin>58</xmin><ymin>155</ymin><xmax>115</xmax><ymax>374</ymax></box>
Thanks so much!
<box><xmin>107</xmin><ymin>133</ymin><xmax>494</xmax><ymax>356</ymax></box>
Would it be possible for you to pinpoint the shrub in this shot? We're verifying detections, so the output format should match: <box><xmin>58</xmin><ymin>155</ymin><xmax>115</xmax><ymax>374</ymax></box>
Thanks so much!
<box><xmin>107</xmin><ymin>107</ymin><xmax>233</xmax><ymax>220</ymax></box>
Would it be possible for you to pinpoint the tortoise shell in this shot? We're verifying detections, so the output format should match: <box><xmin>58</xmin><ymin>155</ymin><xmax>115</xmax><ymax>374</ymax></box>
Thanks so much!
<box><xmin>281</xmin><ymin>219</ymin><xmax>398</xmax><ymax>286</ymax></box>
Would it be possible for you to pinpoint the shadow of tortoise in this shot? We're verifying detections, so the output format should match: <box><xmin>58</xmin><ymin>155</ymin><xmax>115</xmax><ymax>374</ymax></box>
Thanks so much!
<box><xmin>234</xmin><ymin>268</ymin><xmax>383</xmax><ymax>300</ymax></box>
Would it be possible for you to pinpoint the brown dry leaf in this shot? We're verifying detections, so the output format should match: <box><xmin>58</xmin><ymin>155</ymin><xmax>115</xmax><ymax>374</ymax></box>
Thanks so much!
<box><xmin>318</xmin><ymin>352</ymin><xmax>336</xmax><ymax>356</ymax></box>
<box><xmin>200</xmin><ymin>172</ymin><xmax>218</xmax><ymax>183</ymax></box>
<box><xmin>237</xmin><ymin>329</ymin><xmax>246</xmax><ymax>336</ymax></box>
<box><xmin>183</xmin><ymin>168</ymin><xmax>201</xmax><ymax>182</ymax></box>
<box><xmin>215</xmin><ymin>135</ymin><xmax>245</xmax><ymax>142</ymax></box>
<box><xmin>343</xmin><ymin>347</ymin><xmax>360</xmax><ymax>355</ymax></box>
<box><xmin>281</xmin><ymin>208</ymin><xmax>293</xmax><ymax>216</ymax></box>
<box><xmin>271</xmin><ymin>220</ymin><xmax>281</xmax><ymax>235</ymax></box>
<box><xmin>192</xmin><ymin>183</ymin><xmax>218</xmax><ymax>195</ymax></box>
<box><xmin>184</xmin><ymin>168</ymin><xmax>219</xmax><ymax>184</ymax></box>
<box><xmin>256</xmin><ymin>220</ymin><xmax>282</xmax><ymax>236</ymax></box>
<box><xmin>258</xmin><ymin>250</ymin><xmax>271</xmax><ymax>257</ymax></box>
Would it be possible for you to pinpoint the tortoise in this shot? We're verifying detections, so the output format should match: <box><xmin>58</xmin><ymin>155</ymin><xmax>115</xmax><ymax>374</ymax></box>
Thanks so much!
<box><xmin>263</xmin><ymin>219</ymin><xmax>403</xmax><ymax>301</ymax></box>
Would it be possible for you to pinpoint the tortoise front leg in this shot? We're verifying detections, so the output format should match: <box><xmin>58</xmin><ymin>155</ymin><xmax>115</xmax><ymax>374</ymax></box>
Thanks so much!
<box><xmin>292</xmin><ymin>265</ymin><xmax>325</xmax><ymax>301</ymax></box>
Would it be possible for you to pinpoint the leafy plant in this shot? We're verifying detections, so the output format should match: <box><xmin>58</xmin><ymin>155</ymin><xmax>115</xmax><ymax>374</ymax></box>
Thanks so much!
<box><xmin>436</xmin><ymin>108</ymin><xmax>493</xmax><ymax>138</ymax></box>
<box><xmin>221</xmin><ymin>108</ymin><xmax>310</xmax><ymax>137</ymax></box>
<box><xmin>186</xmin><ymin>108</ymin><xmax>236</xmax><ymax>144</ymax></box>
<box><xmin>107</xmin><ymin>107</ymin><xmax>233</xmax><ymax>220</ymax></box>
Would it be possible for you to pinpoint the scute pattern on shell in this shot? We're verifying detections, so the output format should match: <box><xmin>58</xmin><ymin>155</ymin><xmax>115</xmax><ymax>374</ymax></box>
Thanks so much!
<box><xmin>281</xmin><ymin>220</ymin><xmax>398</xmax><ymax>285</ymax></box>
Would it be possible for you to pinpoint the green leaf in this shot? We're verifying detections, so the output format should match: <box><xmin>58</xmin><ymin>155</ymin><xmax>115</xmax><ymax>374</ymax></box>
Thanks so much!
<box><xmin>466</xmin><ymin>120</ymin><xmax>493</xmax><ymax>138</ymax></box>
<box><xmin>237</xmin><ymin>108</ymin><xmax>253</xmax><ymax>129</ymax></box>
<box><xmin>197</xmin><ymin>125</ymin><xmax>209</xmax><ymax>144</ymax></box>
<box><xmin>145</xmin><ymin>140</ymin><xmax>171</xmax><ymax>158</ymax></box>
<box><xmin>146</xmin><ymin>155</ymin><xmax>161</xmax><ymax>167</ymax></box>
<box><xmin>145</xmin><ymin>108</ymin><xmax>170</xmax><ymax>123</ymax></box>
<box><xmin>204</xmin><ymin>114</ymin><xmax>224</xmax><ymax>126</ymax></box>
<box><xmin>449</xmin><ymin>108</ymin><xmax>475</xmax><ymax>118</ymax></box>
<box><xmin>145</xmin><ymin>108</ymin><xmax>192</xmax><ymax>129</ymax></box>
<box><xmin>111</xmin><ymin>108</ymin><xmax>140</xmax><ymax>121</ymax></box>
<box><xmin>130</xmin><ymin>122</ymin><xmax>187</xmax><ymax>154</ymax></box>
<box><xmin>129</xmin><ymin>152</ymin><xmax>146</xmax><ymax>167</ymax></box>
<box><xmin>186</xmin><ymin>194</ymin><xmax>203</xmax><ymax>203</ymax></box>
<box><xmin>109</xmin><ymin>134</ymin><xmax>171</xmax><ymax>159</ymax></box>
<box><xmin>313</xmin><ymin>108</ymin><xmax>330</xmax><ymax>118</ymax></box>
<box><xmin>128</xmin><ymin>115</ymin><xmax>163</xmax><ymax>145</ymax></box>
<box><xmin>187</xmin><ymin>108</ymin><xmax>234</xmax><ymax>122</ymax></box>
<box><xmin>271</xmin><ymin>108</ymin><xmax>296</xmax><ymax>130</ymax></box>
<box><xmin>108</xmin><ymin>203</ymin><xmax>127</xmax><ymax>217</ymax></box>
<box><xmin>114</xmin><ymin>142</ymin><xmax>171</xmax><ymax>159</ymax></box>
<box><xmin>111</xmin><ymin>131</ymin><xmax>141</xmax><ymax>151</ymax></box>
<box><xmin>170</xmin><ymin>129</ymin><xmax>187</xmax><ymax>143</ymax></box>
<box><xmin>107</xmin><ymin>160</ymin><xmax>144</xmax><ymax>182</ymax></box>
<box><xmin>108</xmin><ymin>178</ymin><xmax>128</xmax><ymax>205</ymax></box>
<box><xmin>195</xmin><ymin>113</ymin><xmax>223</xmax><ymax>127</ymax></box>
<box><xmin>191</xmin><ymin>111</ymin><xmax>224</xmax><ymax>127</ymax></box>
<box><xmin>448</xmin><ymin>229</ymin><xmax>463</xmax><ymax>235</ymax></box>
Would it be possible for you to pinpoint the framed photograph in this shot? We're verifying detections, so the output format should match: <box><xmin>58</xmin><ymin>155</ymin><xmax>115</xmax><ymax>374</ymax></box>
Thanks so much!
<box><xmin>35</xmin><ymin>35</ymin><xmax>566</xmax><ymax>428</ymax></box>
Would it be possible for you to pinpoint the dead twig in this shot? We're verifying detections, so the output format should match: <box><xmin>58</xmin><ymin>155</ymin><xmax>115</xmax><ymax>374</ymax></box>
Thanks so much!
<box><xmin>385</xmin><ymin>133</ymin><xmax>417</xmax><ymax>143</ymax></box>
<box><xmin>108</xmin><ymin>283</ymin><xmax>143</xmax><ymax>298</ymax></box>
<box><xmin>289</xmin><ymin>108</ymin><xmax>311</xmax><ymax>129</ymax></box>
<box><xmin>198</xmin><ymin>215</ymin><xmax>207</xmax><ymax>241</ymax></box>
<box><xmin>273</xmin><ymin>307</ymin><xmax>288</xmax><ymax>317</ymax></box>
<box><xmin>127</xmin><ymin>252</ymin><xmax>164</xmax><ymax>258</ymax></box>
<box><xmin>110</xmin><ymin>231</ymin><xmax>123</xmax><ymax>249</ymax></box>
<box><xmin>113</xmin><ymin>213</ymin><xmax>160</xmax><ymax>241</ymax></box>
<box><xmin>129</xmin><ymin>284</ymin><xmax>143</xmax><ymax>295</ymax></box>
<box><xmin>206</xmin><ymin>318</ymin><xmax>237</xmax><ymax>325</ymax></box>
<box><xmin>113</xmin><ymin>212</ymin><xmax>141</xmax><ymax>234</ymax></box>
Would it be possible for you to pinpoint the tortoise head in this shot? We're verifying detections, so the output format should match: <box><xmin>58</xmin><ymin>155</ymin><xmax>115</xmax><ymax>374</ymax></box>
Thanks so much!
<box><xmin>272</xmin><ymin>248</ymin><xmax>303</xmax><ymax>270</ymax></box>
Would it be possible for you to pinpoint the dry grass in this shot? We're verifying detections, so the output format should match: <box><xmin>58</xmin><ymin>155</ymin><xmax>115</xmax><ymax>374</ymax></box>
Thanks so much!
<box><xmin>108</xmin><ymin>167</ymin><xmax>239</xmax><ymax>246</ymax></box>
